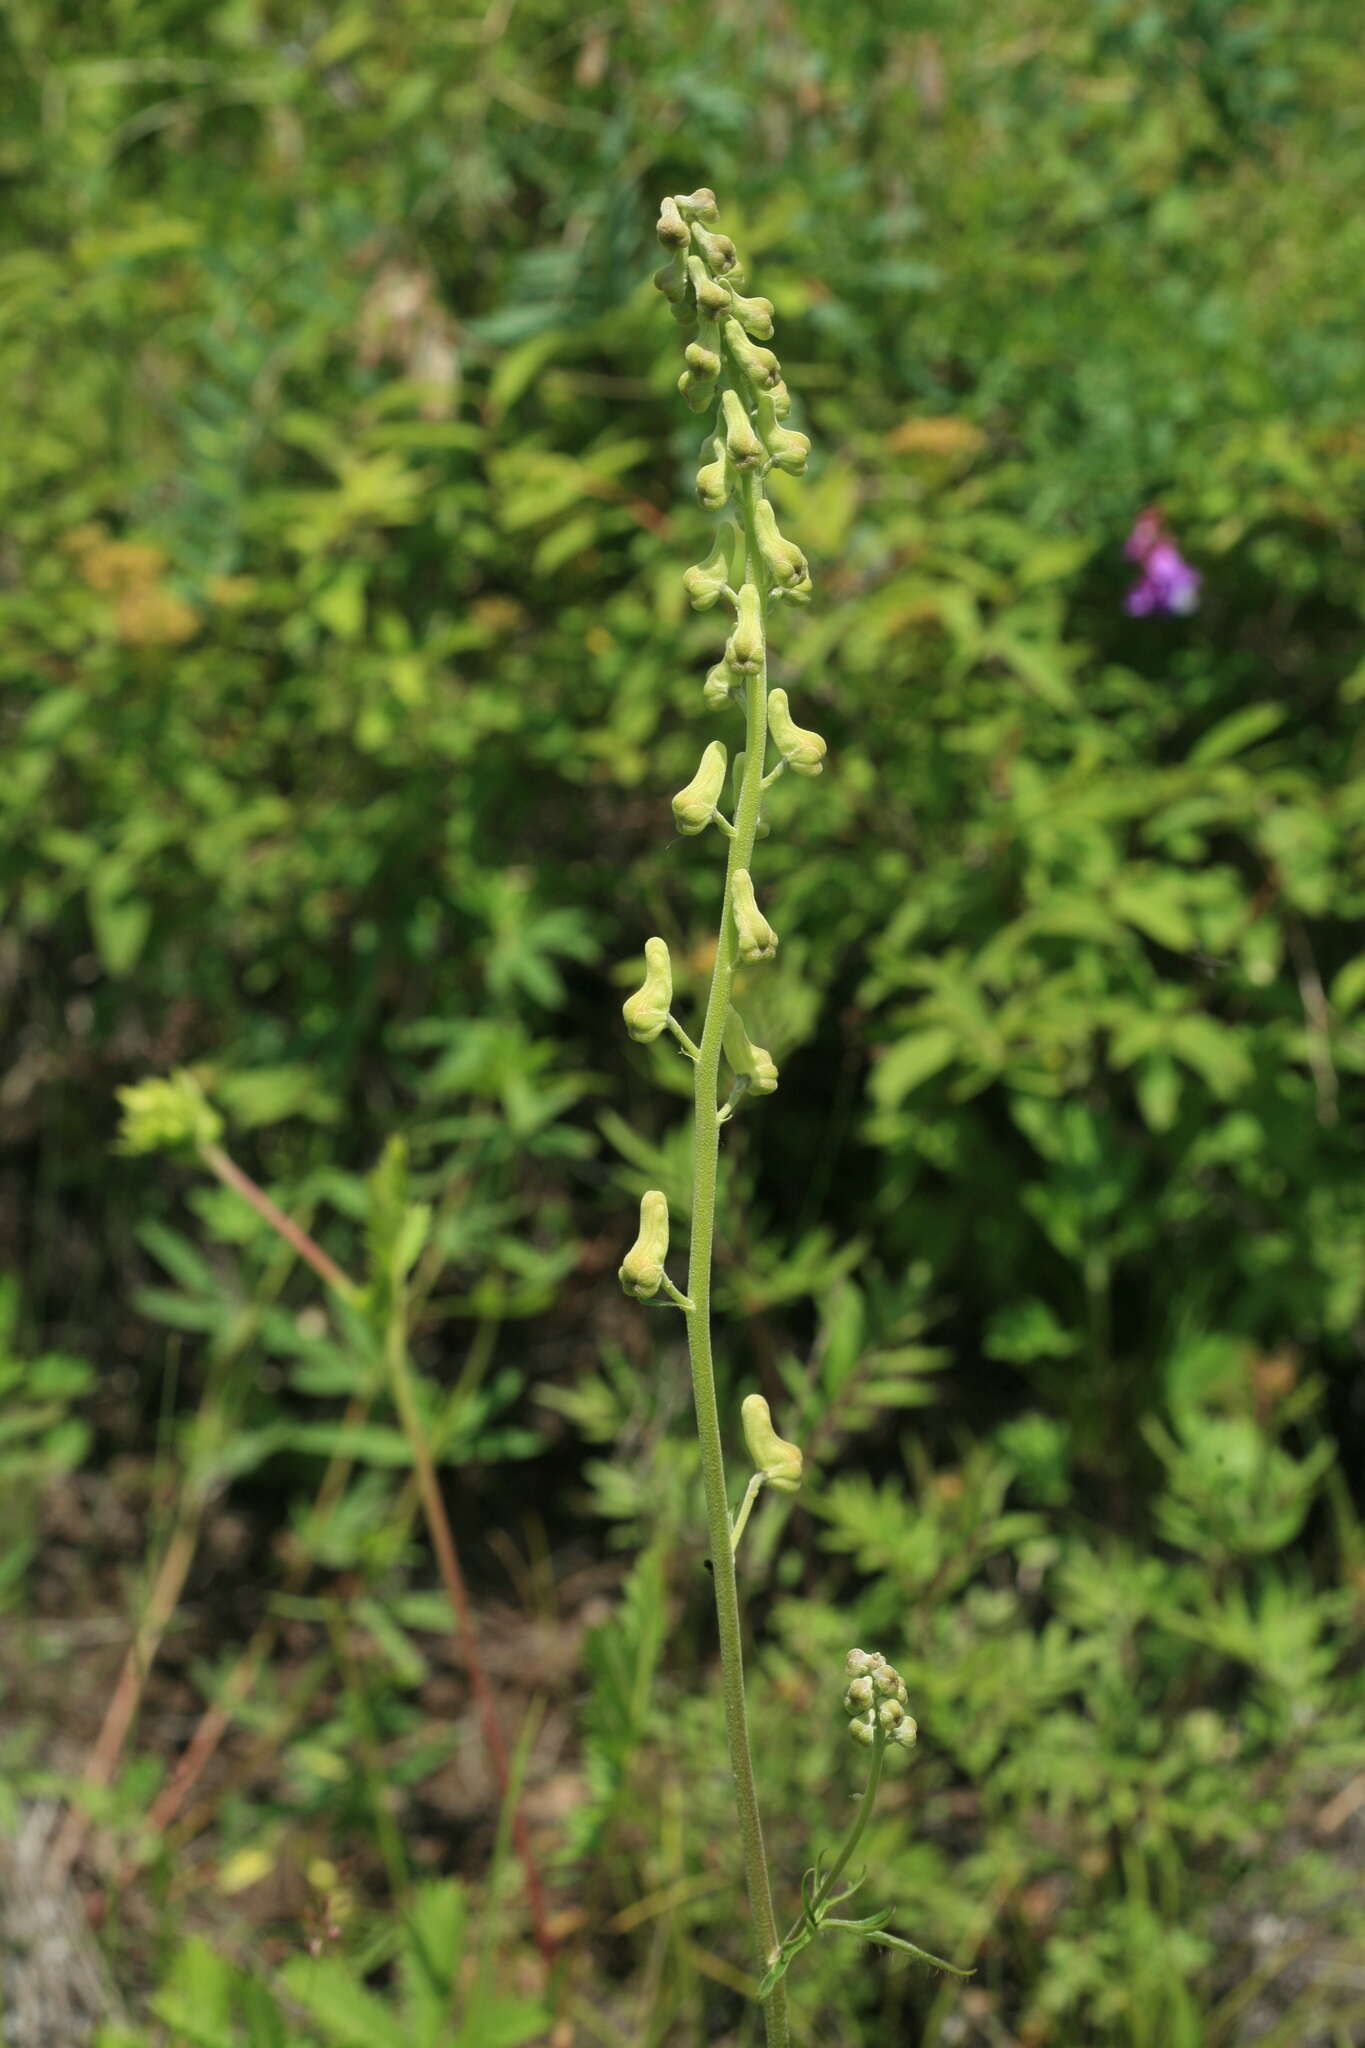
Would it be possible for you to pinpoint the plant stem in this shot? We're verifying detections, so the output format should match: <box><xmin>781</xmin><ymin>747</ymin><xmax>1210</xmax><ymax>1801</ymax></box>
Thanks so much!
<box><xmin>47</xmin><ymin>1500</ymin><xmax>204</xmax><ymax>1882</ymax></box>
<box><xmin>197</xmin><ymin>1141</ymin><xmax>556</xmax><ymax>1966</ymax></box>
<box><xmin>810</xmin><ymin>1731</ymin><xmax>886</xmax><ymax>1917</ymax></box>
<box><xmin>200</xmin><ymin>1142</ymin><xmax>353</xmax><ymax>1298</ymax></box>
<box><xmin>683</xmin><ymin>468</ymin><xmax>788</xmax><ymax>2046</ymax></box>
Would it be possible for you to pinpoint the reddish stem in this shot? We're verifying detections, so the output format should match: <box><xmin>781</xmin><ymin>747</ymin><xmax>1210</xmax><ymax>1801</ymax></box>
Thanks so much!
<box><xmin>197</xmin><ymin>1143</ymin><xmax>557</xmax><ymax>1965</ymax></box>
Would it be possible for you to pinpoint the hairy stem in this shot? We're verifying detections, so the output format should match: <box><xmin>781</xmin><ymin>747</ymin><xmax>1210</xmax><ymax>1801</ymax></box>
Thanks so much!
<box><xmin>811</xmin><ymin>1731</ymin><xmax>886</xmax><ymax>1918</ymax></box>
<box><xmin>684</xmin><ymin>467</ymin><xmax>788</xmax><ymax>2045</ymax></box>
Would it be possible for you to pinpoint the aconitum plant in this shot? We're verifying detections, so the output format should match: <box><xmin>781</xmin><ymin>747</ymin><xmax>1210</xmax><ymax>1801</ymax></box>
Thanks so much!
<box><xmin>619</xmin><ymin>190</ymin><xmax>969</xmax><ymax>2044</ymax></box>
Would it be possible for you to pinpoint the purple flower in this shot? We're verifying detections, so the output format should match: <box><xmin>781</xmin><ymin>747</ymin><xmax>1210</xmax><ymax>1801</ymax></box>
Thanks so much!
<box><xmin>1123</xmin><ymin>510</ymin><xmax>1201</xmax><ymax>617</ymax></box>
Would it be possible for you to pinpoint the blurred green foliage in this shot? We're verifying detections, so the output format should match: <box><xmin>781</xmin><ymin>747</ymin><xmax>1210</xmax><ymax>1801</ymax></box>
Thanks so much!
<box><xmin>4</xmin><ymin>0</ymin><xmax>1365</xmax><ymax>2042</ymax></box>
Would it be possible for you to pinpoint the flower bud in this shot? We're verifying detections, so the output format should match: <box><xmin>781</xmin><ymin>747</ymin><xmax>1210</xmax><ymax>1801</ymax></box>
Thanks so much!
<box><xmin>729</xmin><ymin>290</ymin><xmax>775</xmax><ymax>340</ymax></box>
<box><xmin>677</xmin><ymin>367</ymin><xmax>716</xmax><ymax>409</ymax></box>
<box><xmin>682</xmin><ymin>524</ymin><xmax>736</xmax><ymax>611</ymax></box>
<box><xmin>753</xmin><ymin>499</ymin><xmax>808</xmax><ymax>589</ymax></box>
<box><xmin>841</xmin><ymin>1650</ymin><xmax>915</xmax><ymax>1749</ymax></box>
<box><xmin>766</xmin><ymin>688</ymin><xmax>826</xmax><ymax>776</ymax></box>
<box><xmin>686</xmin><ymin>255</ymin><xmax>731</xmax><ymax>317</ymax></box>
<box><xmin>117</xmin><ymin>1069</ymin><xmax>223</xmax><ymax>1156</ymax></box>
<box><xmin>756</xmin><ymin>391</ymin><xmax>809</xmax><ymax>473</ymax></box>
<box><xmin>691</xmin><ymin>224</ymin><xmax>739</xmax><ymax>275</ymax></box>
<box><xmin>766</xmin><ymin>380</ymin><xmax>793</xmax><ymax>420</ymax></box>
<box><xmin>622</xmin><ymin>936</ymin><xmax>673</xmax><ymax>1043</ymax></box>
<box><xmin>703</xmin><ymin>658</ymin><xmax>741</xmax><ymax>709</ymax></box>
<box><xmin>672</xmin><ymin>739</ymin><xmax>728</xmax><ymax>835</ymax></box>
<box><xmin>656</xmin><ymin>197</ymin><xmax>689</xmax><ymax>249</ymax></box>
<box><xmin>721</xmin><ymin>389</ymin><xmax>764</xmax><ymax>470</ymax></box>
<box><xmin>725</xmin><ymin>583</ymin><xmax>764</xmax><ymax>672</ymax></box>
<box><xmin>683</xmin><ymin>340</ymin><xmax>721</xmax><ymax>381</ymax></box>
<box><xmin>676</xmin><ymin>187</ymin><xmax>719</xmax><ymax>222</ymax></box>
<box><xmin>619</xmin><ymin>1189</ymin><xmax>670</xmax><ymax>1299</ymax></box>
<box><xmin>741</xmin><ymin>1393</ymin><xmax>802</xmax><ymax>1491</ymax></box>
<box><xmin>722</xmin><ymin>317</ymin><xmax>781</xmax><ymax>390</ymax></box>
<box><xmin>652</xmin><ymin>252</ymin><xmax>689</xmax><ymax>304</ymax></box>
<box><xmin>696</xmin><ymin>438</ymin><xmax>733</xmax><ymax>511</ymax></box>
<box><xmin>731</xmin><ymin>868</ymin><xmax>778</xmax><ymax>961</ymax></box>
<box><xmin>724</xmin><ymin>1011</ymin><xmax>779</xmax><ymax>1095</ymax></box>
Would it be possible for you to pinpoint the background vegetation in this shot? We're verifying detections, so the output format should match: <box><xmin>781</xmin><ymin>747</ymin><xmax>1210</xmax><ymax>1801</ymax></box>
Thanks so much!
<box><xmin>3</xmin><ymin>2</ymin><xmax>1364</xmax><ymax>2043</ymax></box>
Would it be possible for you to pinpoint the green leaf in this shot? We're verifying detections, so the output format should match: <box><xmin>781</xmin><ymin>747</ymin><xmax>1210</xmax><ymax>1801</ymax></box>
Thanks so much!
<box><xmin>1188</xmin><ymin>703</ymin><xmax>1286</xmax><ymax>764</ymax></box>
<box><xmin>871</xmin><ymin>1028</ymin><xmax>958</xmax><ymax>1106</ymax></box>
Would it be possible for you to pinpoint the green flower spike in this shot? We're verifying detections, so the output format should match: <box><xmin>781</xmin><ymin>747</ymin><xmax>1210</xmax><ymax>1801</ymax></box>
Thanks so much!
<box><xmin>741</xmin><ymin>1394</ymin><xmax>802</xmax><ymax>1491</ymax></box>
<box><xmin>618</xmin><ymin>1189</ymin><xmax>670</xmax><ymax>1300</ymax></box>
<box><xmin>753</xmin><ymin>499</ymin><xmax>808</xmax><ymax>590</ymax></box>
<box><xmin>725</xmin><ymin>582</ymin><xmax>764</xmax><ymax>671</ymax></box>
<box><xmin>731</xmin><ymin>868</ymin><xmax>779</xmax><ymax>961</ymax></box>
<box><xmin>117</xmin><ymin>1069</ymin><xmax>223</xmax><ymax>1156</ymax></box>
<box><xmin>683</xmin><ymin>525</ymin><xmax>737</xmax><ymax>611</ymax></box>
<box><xmin>724</xmin><ymin>1010</ymin><xmax>779</xmax><ymax>1095</ymax></box>
<box><xmin>622</xmin><ymin>937</ymin><xmax>673</xmax><ymax>1043</ymax></box>
<box><xmin>766</xmin><ymin>688</ymin><xmax>827</xmax><ymax>776</ymax></box>
<box><xmin>673</xmin><ymin>739</ymin><xmax>729</xmax><ymax>835</ymax></box>
<box><xmin>721</xmin><ymin>388</ymin><xmax>765</xmax><ymax>471</ymax></box>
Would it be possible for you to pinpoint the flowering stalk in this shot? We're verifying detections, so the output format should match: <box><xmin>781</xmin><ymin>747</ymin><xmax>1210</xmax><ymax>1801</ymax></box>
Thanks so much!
<box><xmin>621</xmin><ymin>188</ymin><xmax>827</xmax><ymax>2043</ymax></box>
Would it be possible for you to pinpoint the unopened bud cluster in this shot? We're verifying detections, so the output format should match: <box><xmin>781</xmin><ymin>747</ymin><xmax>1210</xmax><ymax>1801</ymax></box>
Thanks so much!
<box><xmin>843</xmin><ymin>1649</ymin><xmax>918</xmax><ymax>1751</ymax></box>
<box><xmin>116</xmin><ymin>1068</ymin><xmax>223</xmax><ymax>1156</ymax></box>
